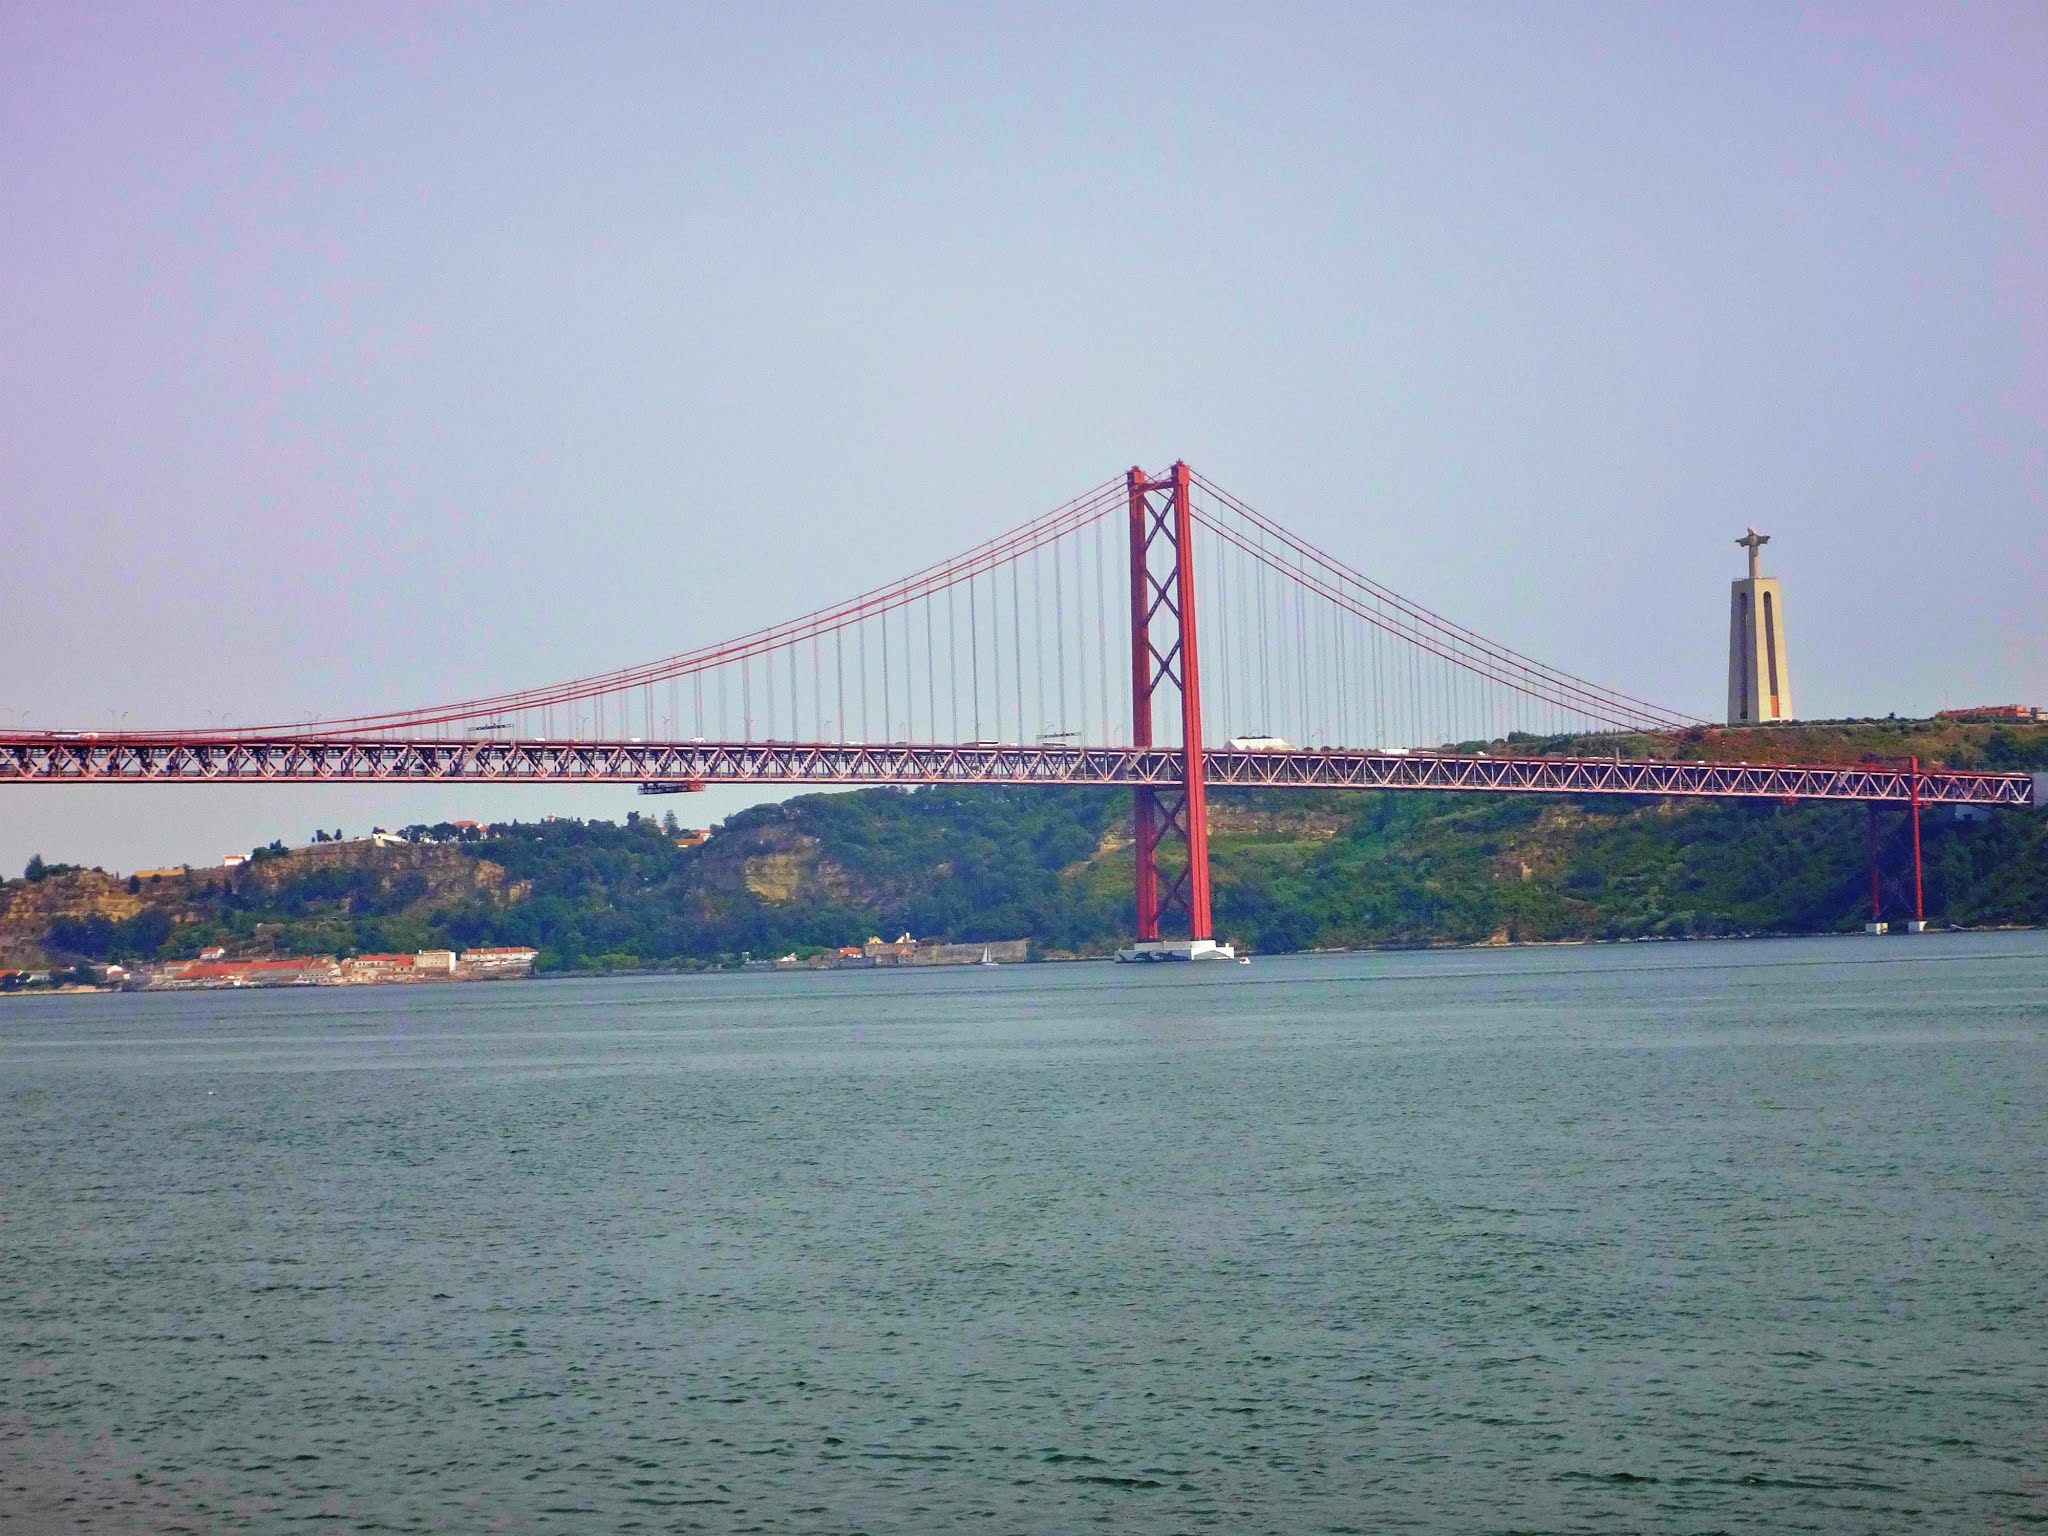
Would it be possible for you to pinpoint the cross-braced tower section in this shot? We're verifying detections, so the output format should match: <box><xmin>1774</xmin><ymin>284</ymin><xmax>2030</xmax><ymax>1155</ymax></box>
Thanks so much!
<box><xmin>1125</xmin><ymin>462</ymin><xmax>1215</xmax><ymax>945</ymax></box>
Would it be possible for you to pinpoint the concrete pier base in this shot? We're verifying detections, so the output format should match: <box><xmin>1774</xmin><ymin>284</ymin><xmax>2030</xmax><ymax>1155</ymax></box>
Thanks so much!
<box><xmin>1905</xmin><ymin>920</ymin><xmax>1928</xmax><ymax>934</ymax></box>
<box><xmin>1114</xmin><ymin>938</ymin><xmax>1238</xmax><ymax>963</ymax></box>
<box><xmin>1864</xmin><ymin>922</ymin><xmax>1888</xmax><ymax>935</ymax></box>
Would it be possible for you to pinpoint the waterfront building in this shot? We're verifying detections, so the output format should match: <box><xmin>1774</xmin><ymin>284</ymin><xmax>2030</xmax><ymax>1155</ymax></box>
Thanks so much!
<box><xmin>344</xmin><ymin>953</ymin><xmax>418</xmax><ymax>983</ymax></box>
<box><xmin>458</xmin><ymin>946</ymin><xmax>538</xmax><ymax>977</ymax></box>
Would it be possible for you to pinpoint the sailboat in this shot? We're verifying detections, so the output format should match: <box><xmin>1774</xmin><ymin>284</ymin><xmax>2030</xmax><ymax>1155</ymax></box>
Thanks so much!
<box><xmin>978</xmin><ymin>945</ymin><xmax>999</xmax><ymax>967</ymax></box>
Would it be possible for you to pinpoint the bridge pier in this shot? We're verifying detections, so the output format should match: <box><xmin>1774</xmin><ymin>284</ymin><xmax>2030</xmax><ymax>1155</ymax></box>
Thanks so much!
<box><xmin>1906</xmin><ymin>755</ymin><xmax>1927</xmax><ymax>933</ymax></box>
<box><xmin>1864</xmin><ymin>801</ymin><xmax>1886</xmax><ymax>933</ymax></box>
<box><xmin>1864</xmin><ymin>759</ymin><xmax>1932</xmax><ymax>935</ymax></box>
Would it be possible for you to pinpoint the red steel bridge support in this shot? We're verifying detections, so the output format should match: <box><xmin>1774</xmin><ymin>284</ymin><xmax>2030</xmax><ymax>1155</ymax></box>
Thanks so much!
<box><xmin>1127</xmin><ymin>462</ymin><xmax>1211</xmax><ymax>942</ymax></box>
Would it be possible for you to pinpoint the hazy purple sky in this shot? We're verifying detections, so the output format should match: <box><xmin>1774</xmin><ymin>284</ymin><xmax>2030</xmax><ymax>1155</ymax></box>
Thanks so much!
<box><xmin>4</xmin><ymin>2</ymin><xmax>2043</xmax><ymax>873</ymax></box>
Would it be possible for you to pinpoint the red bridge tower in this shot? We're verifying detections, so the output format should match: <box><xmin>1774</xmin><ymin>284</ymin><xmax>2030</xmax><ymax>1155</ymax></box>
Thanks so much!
<box><xmin>1127</xmin><ymin>462</ymin><xmax>1213</xmax><ymax>943</ymax></box>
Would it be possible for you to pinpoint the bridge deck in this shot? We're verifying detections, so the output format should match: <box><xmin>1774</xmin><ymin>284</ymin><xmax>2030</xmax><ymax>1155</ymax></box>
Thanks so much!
<box><xmin>3</xmin><ymin>738</ymin><xmax>2038</xmax><ymax>806</ymax></box>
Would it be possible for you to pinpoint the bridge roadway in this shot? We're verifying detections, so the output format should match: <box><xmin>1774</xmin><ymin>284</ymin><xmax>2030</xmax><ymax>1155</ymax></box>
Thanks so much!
<box><xmin>3</xmin><ymin>736</ymin><xmax>2040</xmax><ymax>806</ymax></box>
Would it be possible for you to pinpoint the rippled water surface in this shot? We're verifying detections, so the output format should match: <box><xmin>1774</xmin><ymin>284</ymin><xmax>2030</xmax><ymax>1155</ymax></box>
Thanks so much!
<box><xmin>3</xmin><ymin>933</ymin><xmax>2046</xmax><ymax>1532</ymax></box>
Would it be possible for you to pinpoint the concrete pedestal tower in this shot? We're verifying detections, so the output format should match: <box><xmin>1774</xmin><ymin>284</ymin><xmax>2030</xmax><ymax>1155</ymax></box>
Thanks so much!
<box><xmin>1727</xmin><ymin>528</ymin><xmax>1792</xmax><ymax>725</ymax></box>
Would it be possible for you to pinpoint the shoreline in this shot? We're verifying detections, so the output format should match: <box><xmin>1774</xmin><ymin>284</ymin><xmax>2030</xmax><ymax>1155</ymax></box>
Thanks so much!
<box><xmin>6</xmin><ymin>922</ymin><xmax>2039</xmax><ymax>998</ymax></box>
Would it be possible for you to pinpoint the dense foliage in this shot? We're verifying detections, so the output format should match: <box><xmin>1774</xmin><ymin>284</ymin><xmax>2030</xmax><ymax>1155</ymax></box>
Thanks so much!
<box><xmin>1211</xmin><ymin>790</ymin><xmax>2047</xmax><ymax>948</ymax></box>
<box><xmin>438</xmin><ymin>789</ymin><xmax>1132</xmax><ymax>969</ymax></box>
<box><xmin>13</xmin><ymin>787</ymin><xmax>2044</xmax><ymax>973</ymax></box>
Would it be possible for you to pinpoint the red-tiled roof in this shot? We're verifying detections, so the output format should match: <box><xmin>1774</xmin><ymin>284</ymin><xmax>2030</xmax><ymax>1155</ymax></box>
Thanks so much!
<box><xmin>179</xmin><ymin>959</ymin><xmax>331</xmax><ymax>979</ymax></box>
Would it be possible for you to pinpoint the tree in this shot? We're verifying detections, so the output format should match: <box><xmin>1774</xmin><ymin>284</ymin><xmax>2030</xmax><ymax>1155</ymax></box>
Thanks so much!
<box><xmin>124</xmin><ymin>908</ymin><xmax>173</xmax><ymax>956</ymax></box>
<box><xmin>24</xmin><ymin>854</ymin><xmax>45</xmax><ymax>882</ymax></box>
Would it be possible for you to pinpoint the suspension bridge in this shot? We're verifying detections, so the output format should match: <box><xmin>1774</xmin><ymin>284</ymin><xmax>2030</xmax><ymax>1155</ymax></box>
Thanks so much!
<box><xmin>5</xmin><ymin>465</ymin><xmax>2038</xmax><ymax>951</ymax></box>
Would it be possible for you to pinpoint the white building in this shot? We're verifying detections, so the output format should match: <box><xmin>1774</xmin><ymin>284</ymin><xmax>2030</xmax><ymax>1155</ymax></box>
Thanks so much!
<box><xmin>460</xmin><ymin>946</ymin><xmax>538</xmax><ymax>978</ymax></box>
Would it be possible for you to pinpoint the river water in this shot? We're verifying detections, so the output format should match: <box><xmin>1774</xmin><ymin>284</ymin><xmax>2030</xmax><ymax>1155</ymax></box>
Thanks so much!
<box><xmin>2</xmin><ymin>933</ymin><xmax>2044</xmax><ymax>1533</ymax></box>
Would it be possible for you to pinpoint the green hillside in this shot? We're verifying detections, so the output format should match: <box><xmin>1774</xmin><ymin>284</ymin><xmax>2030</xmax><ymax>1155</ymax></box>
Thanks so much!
<box><xmin>4</xmin><ymin>719</ymin><xmax>2044</xmax><ymax>975</ymax></box>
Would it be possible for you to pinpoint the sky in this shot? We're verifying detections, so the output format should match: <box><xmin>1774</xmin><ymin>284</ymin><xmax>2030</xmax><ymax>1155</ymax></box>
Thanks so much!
<box><xmin>3</xmin><ymin>1</ymin><xmax>2043</xmax><ymax>875</ymax></box>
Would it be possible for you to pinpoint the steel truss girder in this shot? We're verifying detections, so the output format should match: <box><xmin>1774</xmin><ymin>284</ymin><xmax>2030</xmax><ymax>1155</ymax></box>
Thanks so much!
<box><xmin>0</xmin><ymin>738</ymin><xmax>2032</xmax><ymax>806</ymax></box>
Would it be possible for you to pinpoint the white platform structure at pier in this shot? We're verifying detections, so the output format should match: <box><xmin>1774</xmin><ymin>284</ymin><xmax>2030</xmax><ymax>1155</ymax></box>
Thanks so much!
<box><xmin>1114</xmin><ymin>938</ymin><xmax>1238</xmax><ymax>963</ymax></box>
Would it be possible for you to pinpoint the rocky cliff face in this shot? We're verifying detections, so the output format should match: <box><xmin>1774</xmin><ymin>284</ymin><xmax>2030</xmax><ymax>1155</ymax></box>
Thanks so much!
<box><xmin>2</xmin><ymin>869</ymin><xmax>153</xmax><ymax>931</ymax></box>
<box><xmin>0</xmin><ymin>841</ymin><xmax>512</xmax><ymax>967</ymax></box>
